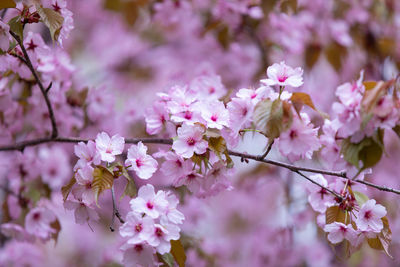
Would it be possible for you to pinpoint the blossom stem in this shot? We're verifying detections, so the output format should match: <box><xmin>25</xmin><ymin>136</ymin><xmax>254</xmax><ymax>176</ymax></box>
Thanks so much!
<box><xmin>9</xmin><ymin>30</ymin><xmax>59</xmax><ymax>139</ymax></box>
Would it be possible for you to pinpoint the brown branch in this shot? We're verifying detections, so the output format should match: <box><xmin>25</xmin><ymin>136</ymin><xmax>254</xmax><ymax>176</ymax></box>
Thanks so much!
<box><xmin>9</xmin><ymin>31</ymin><xmax>58</xmax><ymax>138</ymax></box>
<box><xmin>228</xmin><ymin>150</ymin><xmax>347</xmax><ymax>178</ymax></box>
<box><xmin>1</xmin><ymin>136</ymin><xmax>398</xmax><ymax>196</ymax></box>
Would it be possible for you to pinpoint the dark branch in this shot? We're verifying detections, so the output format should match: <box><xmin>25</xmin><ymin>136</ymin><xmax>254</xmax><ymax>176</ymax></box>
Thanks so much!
<box><xmin>9</xmin><ymin>31</ymin><xmax>59</xmax><ymax>138</ymax></box>
<box><xmin>1</xmin><ymin>136</ymin><xmax>398</xmax><ymax>196</ymax></box>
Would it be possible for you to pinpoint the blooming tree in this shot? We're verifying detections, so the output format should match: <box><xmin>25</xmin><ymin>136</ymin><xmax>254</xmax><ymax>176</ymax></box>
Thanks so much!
<box><xmin>0</xmin><ymin>0</ymin><xmax>400</xmax><ymax>266</ymax></box>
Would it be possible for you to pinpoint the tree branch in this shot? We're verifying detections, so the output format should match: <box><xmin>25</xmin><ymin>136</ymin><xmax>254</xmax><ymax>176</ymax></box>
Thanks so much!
<box><xmin>1</xmin><ymin>136</ymin><xmax>399</xmax><ymax>196</ymax></box>
<box><xmin>9</xmin><ymin>31</ymin><xmax>59</xmax><ymax>138</ymax></box>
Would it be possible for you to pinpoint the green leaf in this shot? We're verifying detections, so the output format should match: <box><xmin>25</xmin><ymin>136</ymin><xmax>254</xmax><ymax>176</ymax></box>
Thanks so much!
<box><xmin>353</xmin><ymin>191</ymin><xmax>369</xmax><ymax>207</ymax></box>
<box><xmin>253</xmin><ymin>99</ymin><xmax>293</xmax><ymax>142</ymax></box>
<box><xmin>326</xmin><ymin>206</ymin><xmax>348</xmax><ymax>225</ymax></box>
<box><xmin>36</xmin><ymin>5</ymin><xmax>64</xmax><ymax>42</ymax></box>
<box><xmin>161</xmin><ymin>253</ymin><xmax>175</xmax><ymax>267</ymax></box>
<box><xmin>341</xmin><ymin>135</ymin><xmax>383</xmax><ymax>170</ymax></box>
<box><xmin>208</xmin><ymin>136</ymin><xmax>226</xmax><ymax>159</ymax></box>
<box><xmin>92</xmin><ymin>166</ymin><xmax>114</xmax><ymax>206</ymax></box>
<box><xmin>367</xmin><ymin>216</ymin><xmax>392</xmax><ymax>258</ymax></box>
<box><xmin>0</xmin><ymin>0</ymin><xmax>16</xmax><ymax>9</ymax></box>
<box><xmin>8</xmin><ymin>16</ymin><xmax>23</xmax><ymax>41</ymax></box>
<box><xmin>170</xmin><ymin>239</ymin><xmax>186</xmax><ymax>267</ymax></box>
<box><xmin>120</xmin><ymin>168</ymin><xmax>137</xmax><ymax>200</ymax></box>
<box><xmin>61</xmin><ymin>176</ymin><xmax>76</xmax><ymax>201</ymax></box>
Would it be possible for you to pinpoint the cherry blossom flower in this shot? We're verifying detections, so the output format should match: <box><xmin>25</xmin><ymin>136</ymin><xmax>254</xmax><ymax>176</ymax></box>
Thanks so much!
<box><xmin>227</xmin><ymin>97</ymin><xmax>254</xmax><ymax>133</ymax></box>
<box><xmin>146</xmin><ymin>223</ymin><xmax>180</xmax><ymax>254</ymax></box>
<box><xmin>277</xmin><ymin>113</ymin><xmax>321</xmax><ymax>162</ymax></box>
<box><xmin>95</xmin><ymin>132</ymin><xmax>125</xmax><ymax>163</ymax></box>
<box><xmin>125</xmin><ymin>142</ymin><xmax>158</xmax><ymax>180</ymax></box>
<box><xmin>324</xmin><ymin>222</ymin><xmax>358</xmax><ymax>246</ymax></box>
<box><xmin>145</xmin><ymin>101</ymin><xmax>169</xmax><ymax>135</ymax></box>
<box><xmin>25</xmin><ymin>206</ymin><xmax>57</xmax><ymax>241</ymax></box>
<box><xmin>161</xmin><ymin>192</ymin><xmax>185</xmax><ymax>225</ymax></box>
<box><xmin>356</xmin><ymin>199</ymin><xmax>387</xmax><ymax>232</ymax></box>
<box><xmin>189</xmin><ymin>74</ymin><xmax>226</xmax><ymax>100</ymax></box>
<box><xmin>38</xmin><ymin>146</ymin><xmax>71</xmax><ymax>189</ymax></box>
<box><xmin>130</xmin><ymin>184</ymin><xmax>168</xmax><ymax>219</ymax></box>
<box><xmin>73</xmin><ymin>165</ymin><xmax>95</xmax><ymax>205</ymax></box>
<box><xmin>157</xmin><ymin>151</ymin><xmax>194</xmax><ymax>183</ymax></box>
<box><xmin>64</xmin><ymin>199</ymin><xmax>99</xmax><ymax>225</ymax></box>
<box><xmin>120</xmin><ymin>242</ymin><xmax>157</xmax><ymax>267</ymax></box>
<box><xmin>306</xmin><ymin>174</ymin><xmax>335</xmax><ymax>213</ymax></box>
<box><xmin>172</xmin><ymin>124</ymin><xmax>208</xmax><ymax>158</ymax></box>
<box><xmin>74</xmin><ymin>141</ymin><xmax>101</xmax><ymax>170</ymax></box>
<box><xmin>201</xmin><ymin>100</ymin><xmax>229</xmax><ymax>129</ymax></box>
<box><xmin>0</xmin><ymin>21</ymin><xmax>11</xmax><ymax>52</ymax></box>
<box><xmin>119</xmin><ymin>212</ymin><xmax>154</xmax><ymax>245</ymax></box>
<box><xmin>261</xmin><ymin>61</ymin><xmax>303</xmax><ymax>88</ymax></box>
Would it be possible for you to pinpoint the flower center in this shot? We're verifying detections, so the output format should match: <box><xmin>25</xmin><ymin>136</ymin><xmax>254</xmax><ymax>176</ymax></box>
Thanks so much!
<box><xmin>146</xmin><ymin>201</ymin><xmax>154</xmax><ymax>209</ymax></box>
<box><xmin>33</xmin><ymin>212</ymin><xmax>41</xmax><ymax>221</ymax></box>
<box><xmin>211</xmin><ymin>115</ymin><xmax>218</xmax><ymax>122</ymax></box>
<box><xmin>135</xmin><ymin>223</ymin><xmax>143</xmax><ymax>233</ymax></box>
<box><xmin>278</xmin><ymin>76</ymin><xmax>288</xmax><ymax>82</ymax></box>
<box><xmin>136</xmin><ymin>159</ymin><xmax>143</xmax><ymax>167</ymax></box>
<box><xmin>186</xmin><ymin>137</ymin><xmax>196</xmax><ymax>146</ymax></box>
<box><xmin>155</xmin><ymin>227</ymin><xmax>164</xmax><ymax>237</ymax></box>
<box><xmin>134</xmin><ymin>244</ymin><xmax>143</xmax><ymax>252</ymax></box>
<box><xmin>184</xmin><ymin>111</ymin><xmax>193</xmax><ymax>120</ymax></box>
<box><xmin>290</xmin><ymin>130</ymin><xmax>298</xmax><ymax>139</ymax></box>
<box><xmin>364</xmin><ymin>210</ymin><xmax>372</xmax><ymax>220</ymax></box>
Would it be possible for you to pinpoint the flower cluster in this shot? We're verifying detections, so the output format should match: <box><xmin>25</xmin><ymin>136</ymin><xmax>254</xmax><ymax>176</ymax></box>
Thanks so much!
<box><xmin>119</xmin><ymin>184</ymin><xmax>184</xmax><ymax>266</ymax></box>
<box><xmin>306</xmin><ymin>174</ymin><xmax>388</xmax><ymax>252</ymax></box>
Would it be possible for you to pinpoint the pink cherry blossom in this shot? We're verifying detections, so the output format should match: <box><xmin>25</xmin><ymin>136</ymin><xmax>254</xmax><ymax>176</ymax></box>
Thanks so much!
<box><xmin>146</xmin><ymin>223</ymin><xmax>180</xmax><ymax>254</ymax></box>
<box><xmin>25</xmin><ymin>206</ymin><xmax>56</xmax><ymax>241</ymax></box>
<box><xmin>74</xmin><ymin>141</ymin><xmax>101</xmax><ymax>170</ymax></box>
<box><xmin>157</xmin><ymin>151</ymin><xmax>194</xmax><ymax>183</ymax></box>
<box><xmin>0</xmin><ymin>21</ymin><xmax>11</xmax><ymax>52</ymax></box>
<box><xmin>356</xmin><ymin>199</ymin><xmax>387</xmax><ymax>232</ymax></box>
<box><xmin>95</xmin><ymin>132</ymin><xmax>125</xmax><ymax>163</ymax></box>
<box><xmin>129</xmin><ymin>184</ymin><xmax>168</xmax><ymax>219</ymax></box>
<box><xmin>145</xmin><ymin>101</ymin><xmax>169</xmax><ymax>135</ymax></box>
<box><xmin>172</xmin><ymin>124</ymin><xmax>208</xmax><ymax>158</ymax></box>
<box><xmin>261</xmin><ymin>61</ymin><xmax>303</xmax><ymax>88</ymax></box>
<box><xmin>161</xmin><ymin>192</ymin><xmax>185</xmax><ymax>225</ymax></box>
<box><xmin>73</xmin><ymin>165</ymin><xmax>95</xmax><ymax>205</ymax></box>
<box><xmin>324</xmin><ymin>222</ymin><xmax>358</xmax><ymax>246</ymax></box>
<box><xmin>120</xmin><ymin>242</ymin><xmax>157</xmax><ymax>267</ymax></box>
<box><xmin>277</xmin><ymin>113</ymin><xmax>321</xmax><ymax>162</ymax></box>
<box><xmin>227</xmin><ymin>97</ymin><xmax>254</xmax><ymax>133</ymax></box>
<box><xmin>119</xmin><ymin>212</ymin><xmax>154</xmax><ymax>245</ymax></box>
<box><xmin>307</xmin><ymin>175</ymin><xmax>335</xmax><ymax>213</ymax></box>
<box><xmin>64</xmin><ymin>199</ymin><xmax>99</xmax><ymax>225</ymax></box>
<box><xmin>201</xmin><ymin>101</ymin><xmax>229</xmax><ymax>129</ymax></box>
<box><xmin>125</xmin><ymin>142</ymin><xmax>158</xmax><ymax>180</ymax></box>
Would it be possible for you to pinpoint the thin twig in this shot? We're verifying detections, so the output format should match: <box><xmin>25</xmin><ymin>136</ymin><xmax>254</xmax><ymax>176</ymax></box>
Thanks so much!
<box><xmin>294</xmin><ymin>170</ymin><xmax>342</xmax><ymax>200</ymax></box>
<box><xmin>259</xmin><ymin>140</ymin><xmax>274</xmax><ymax>160</ymax></box>
<box><xmin>46</xmin><ymin>82</ymin><xmax>52</xmax><ymax>93</ymax></box>
<box><xmin>9</xmin><ymin>31</ymin><xmax>58</xmax><ymax>138</ymax></box>
<box><xmin>110</xmin><ymin>186</ymin><xmax>124</xmax><ymax>232</ymax></box>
